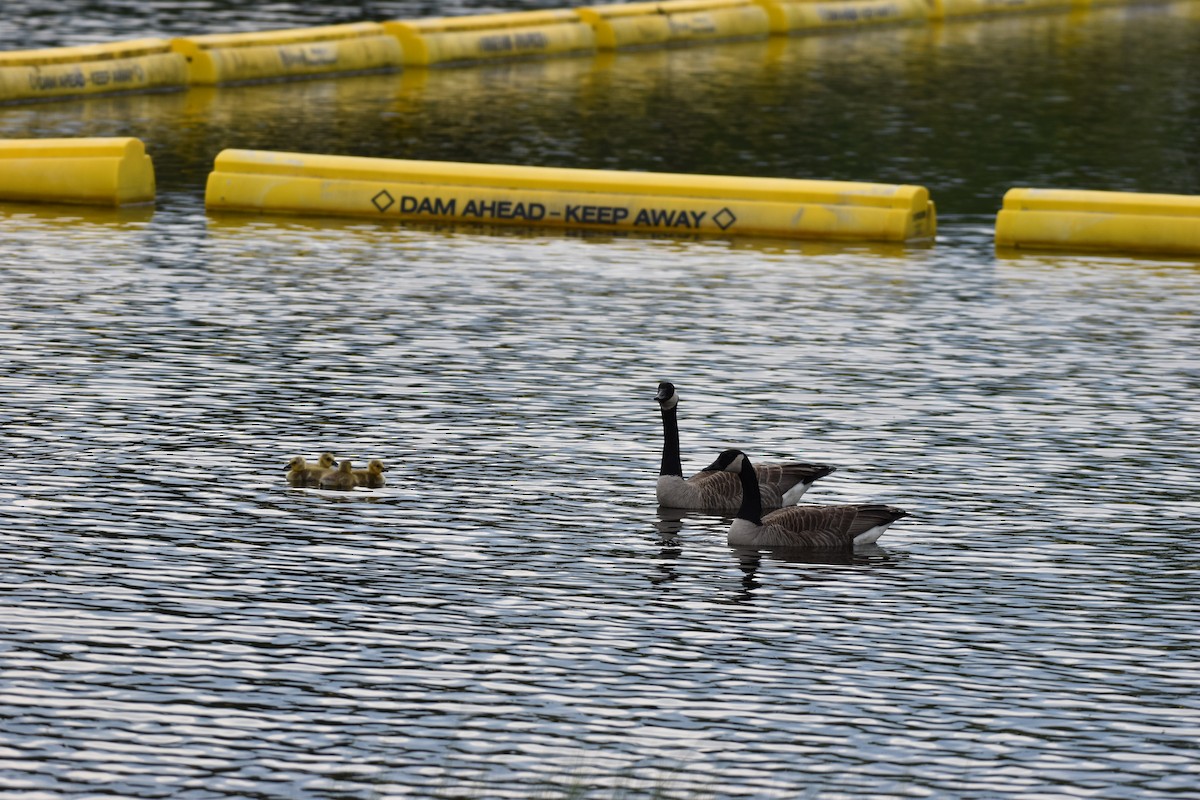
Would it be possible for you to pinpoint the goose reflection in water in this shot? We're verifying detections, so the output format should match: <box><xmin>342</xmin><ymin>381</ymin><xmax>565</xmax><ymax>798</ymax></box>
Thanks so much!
<box><xmin>649</xmin><ymin>505</ymin><xmax>689</xmax><ymax>586</ymax></box>
<box><xmin>654</xmin><ymin>504</ymin><xmax>690</xmax><ymax>542</ymax></box>
<box><xmin>730</xmin><ymin>544</ymin><xmax>900</xmax><ymax>603</ymax></box>
<box><xmin>654</xmin><ymin>505</ymin><xmax>901</xmax><ymax>601</ymax></box>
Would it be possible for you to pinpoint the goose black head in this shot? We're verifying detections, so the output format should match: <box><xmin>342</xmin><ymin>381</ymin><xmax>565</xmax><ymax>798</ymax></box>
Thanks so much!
<box><xmin>701</xmin><ymin>448</ymin><xmax>747</xmax><ymax>473</ymax></box>
<box><xmin>655</xmin><ymin>381</ymin><xmax>679</xmax><ymax>409</ymax></box>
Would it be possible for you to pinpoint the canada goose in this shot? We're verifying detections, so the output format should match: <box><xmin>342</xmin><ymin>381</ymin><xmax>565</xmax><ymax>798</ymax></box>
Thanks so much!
<box><xmin>655</xmin><ymin>381</ymin><xmax>836</xmax><ymax>513</ymax></box>
<box><xmin>353</xmin><ymin>459</ymin><xmax>388</xmax><ymax>488</ymax></box>
<box><xmin>285</xmin><ymin>452</ymin><xmax>338</xmax><ymax>487</ymax></box>
<box><xmin>320</xmin><ymin>460</ymin><xmax>357</xmax><ymax>491</ymax></box>
<box><xmin>707</xmin><ymin>448</ymin><xmax>907</xmax><ymax>549</ymax></box>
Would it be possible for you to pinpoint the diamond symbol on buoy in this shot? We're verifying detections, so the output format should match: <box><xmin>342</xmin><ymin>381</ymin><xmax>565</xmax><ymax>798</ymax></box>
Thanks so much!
<box><xmin>372</xmin><ymin>190</ymin><xmax>395</xmax><ymax>213</ymax></box>
<box><xmin>713</xmin><ymin>207</ymin><xmax>736</xmax><ymax>230</ymax></box>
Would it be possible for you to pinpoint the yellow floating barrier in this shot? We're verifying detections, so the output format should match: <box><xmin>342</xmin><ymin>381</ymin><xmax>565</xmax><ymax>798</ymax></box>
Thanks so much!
<box><xmin>0</xmin><ymin>137</ymin><xmax>156</xmax><ymax>206</ymax></box>
<box><xmin>382</xmin><ymin>10</ymin><xmax>596</xmax><ymax>67</ymax></box>
<box><xmin>205</xmin><ymin>149</ymin><xmax>935</xmax><ymax>242</ymax></box>
<box><xmin>0</xmin><ymin>39</ymin><xmax>187</xmax><ymax>104</ymax></box>
<box><xmin>170</xmin><ymin>23</ymin><xmax>401</xmax><ymax>85</ymax></box>
<box><xmin>577</xmin><ymin>0</ymin><xmax>772</xmax><ymax>49</ymax></box>
<box><xmin>995</xmin><ymin>188</ymin><xmax>1200</xmax><ymax>255</ymax></box>
<box><xmin>926</xmin><ymin>0</ymin><xmax>1075</xmax><ymax>19</ymax></box>
<box><xmin>760</xmin><ymin>0</ymin><xmax>929</xmax><ymax>32</ymax></box>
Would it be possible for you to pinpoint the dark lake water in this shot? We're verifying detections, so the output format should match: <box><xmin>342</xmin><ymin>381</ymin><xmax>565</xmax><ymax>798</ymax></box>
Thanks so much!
<box><xmin>2</xmin><ymin>2</ymin><xmax>1200</xmax><ymax>798</ymax></box>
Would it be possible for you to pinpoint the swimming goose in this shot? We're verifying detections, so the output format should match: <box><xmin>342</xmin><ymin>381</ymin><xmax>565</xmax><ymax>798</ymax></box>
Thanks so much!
<box><xmin>655</xmin><ymin>381</ymin><xmax>837</xmax><ymax>513</ymax></box>
<box><xmin>320</xmin><ymin>460</ymin><xmax>358</xmax><ymax>491</ymax></box>
<box><xmin>707</xmin><ymin>449</ymin><xmax>907</xmax><ymax>549</ymax></box>
<box><xmin>353</xmin><ymin>459</ymin><xmax>388</xmax><ymax>488</ymax></box>
<box><xmin>286</xmin><ymin>452</ymin><xmax>338</xmax><ymax>487</ymax></box>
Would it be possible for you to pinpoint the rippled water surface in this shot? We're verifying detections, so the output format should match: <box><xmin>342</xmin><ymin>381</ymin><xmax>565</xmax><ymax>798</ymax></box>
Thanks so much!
<box><xmin>3</xmin><ymin>2</ymin><xmax>1200</xmax><ymax>798</ymax></box>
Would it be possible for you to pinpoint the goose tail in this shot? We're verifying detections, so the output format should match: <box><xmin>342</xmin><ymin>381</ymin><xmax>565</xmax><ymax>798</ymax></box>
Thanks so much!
<box><xmin>850</xmin><ymin>505</ymin><xmax>909</xmax><ymax>546</ymax></box>
<box><xmin>778</xmin><ymin>463</ymin><xmax>838</xmax><ymax>505</ymax></box>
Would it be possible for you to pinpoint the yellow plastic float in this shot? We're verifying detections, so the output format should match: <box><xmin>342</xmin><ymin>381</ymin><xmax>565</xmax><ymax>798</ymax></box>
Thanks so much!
<box><xmin>577</xmin><ymin>0</ymin><xmax>772</xmax><ymax>49</ymax></box>
<box><xmin>170</xmin><ymin>22</ymin><xmax>401</xmax><ymax>85</ymax></box>
<box><xmin>0</xmin><ymin>137</ymin><xmax>156</xmax><ymax>206</ymax></box>
<box><xmin>205</xmin><ymin>149</ymin><xmax>936</xmax><ymax>242</ymax></box>
<box><xmin>925</xmin><ymin>0</ymin><xmax>1075</xmax><ymax>19</ymax></box>
<box><xmin>382</xmin><ymin>10</ymin><xmax>597</xmax><ymax>66</ymax></box>
<box><xmin>995</xmin><ymin>188</ymin><xmax>1200</xmax><ymax>255</ymax></box>
<box><xmin>0</xmin><ymin>39</ymin><xmax>187</xmax><ymax>104</ymax></box>
<box><xmin>761</xmin><ymin>0</ymin><xmax>929</xmax><ymax>33</ymax></box>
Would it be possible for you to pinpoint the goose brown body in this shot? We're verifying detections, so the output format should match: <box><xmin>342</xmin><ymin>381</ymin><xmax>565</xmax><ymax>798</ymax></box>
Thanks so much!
<box><xmin>710</xmin><ymin>449</ymin><xmax>908</xmax><ymax>549</ymax></box>
<box><xmin>655</xmin><ymin>382</ymin><xmax>836</xmax><ymax>513</ymax></box>
<box><xmin>729</xmin><ymin>502</ymin><xmax>908</xmax><ymax>548</ymax></box>
<box><xmin>658</xmin><ymin>462</ymin><xmax>837</xmax><ymax>514</ymax></box>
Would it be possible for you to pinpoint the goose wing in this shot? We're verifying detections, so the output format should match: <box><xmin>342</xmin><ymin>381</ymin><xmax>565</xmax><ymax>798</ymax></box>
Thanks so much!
<box><xmin>759</xmin><ymin>503</ymin><xmax>907</xmax><ymax>549</ymax></box>
<box><xmin>686</xmin><ymin>468</ymin><xmax>798</xmax><ymax>512</ymax></box>
<box><xmin>686</xmin><ymin>460</ymin><xmax>836</xmax><ymax>510</ymax></box>
<box><xmin>755</xmin><ymin>461</ymin><xmax>837</xmax><ymax>497</ymax></box>
<box><xmin>683</xmin><ymin>470</ymin><xmax>747</xmax><ymax>511</ymax></box>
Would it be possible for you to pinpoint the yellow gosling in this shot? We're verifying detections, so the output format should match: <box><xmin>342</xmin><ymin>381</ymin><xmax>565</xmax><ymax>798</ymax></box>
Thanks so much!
<box><xmin>353</xmin><ymin>459</ymin><xmax>388</xmax><ymax>488</ymax></box>
<box><xmin>320</xmin><ymin>460</ymin><xmax>357</xmax><ymax>491</ymax></box>
<box><xmin>285</xmin><ymin>452</ymin><xmax>338</xmax><ymax>487</ymax></box>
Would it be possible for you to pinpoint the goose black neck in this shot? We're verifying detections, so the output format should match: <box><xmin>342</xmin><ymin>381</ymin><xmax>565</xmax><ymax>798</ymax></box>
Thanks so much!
<box><xmin>736</xmin><ymin>456</ymin><xmax>764</xmax><ymax>525</ymax></box>
<box><xmin>659</xmin><ymin>404</ymin><xmax>683</xmax><ymax>478</ymax></box>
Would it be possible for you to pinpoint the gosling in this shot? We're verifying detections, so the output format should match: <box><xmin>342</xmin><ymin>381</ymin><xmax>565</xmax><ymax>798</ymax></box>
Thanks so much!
<box><xmin>320</xmin><ymin>460</ymin><xmax>358</xmax><ymax>491</ymax></box>
<box><xmin>353</xmin><ymin>459</ymin><xmax>388</xmax><ymax>488</ymax></box>
<box><xmin>286</xmin><ymin>452</ymin><xmax>338</xmax><ymax>487</ymax></box>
